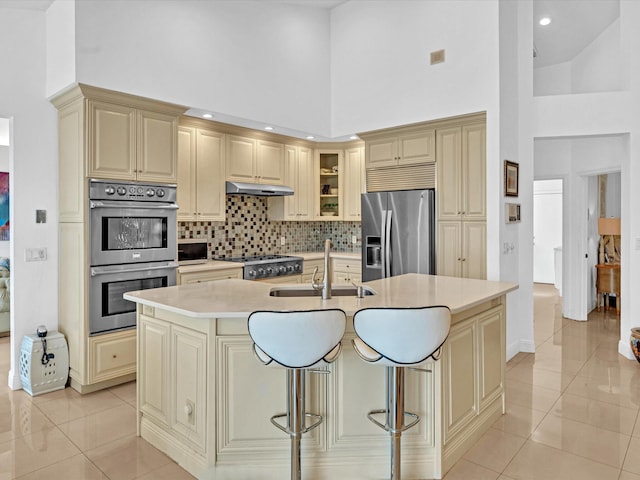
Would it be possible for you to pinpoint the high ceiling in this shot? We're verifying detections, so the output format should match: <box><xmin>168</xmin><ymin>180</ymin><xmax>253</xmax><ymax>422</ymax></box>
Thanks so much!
<box><xmin>533</xmin><ymin>0</ymin><xmax>620</xmax><ymax>68</ymax></box>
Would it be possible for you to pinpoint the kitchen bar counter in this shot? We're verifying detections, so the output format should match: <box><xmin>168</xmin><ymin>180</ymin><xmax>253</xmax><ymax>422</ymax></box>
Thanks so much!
<box><xmin>126</xmin><ymin>274</ymin><xmax>516</xmax><ymax>479</ymax></box>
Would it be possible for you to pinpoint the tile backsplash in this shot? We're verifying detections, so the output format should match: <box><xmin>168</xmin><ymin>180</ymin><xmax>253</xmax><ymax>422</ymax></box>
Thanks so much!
<box><xmin>178</xmin><ymin>195</ymin><xmax>362</xmax><ymax>259</ymax></box>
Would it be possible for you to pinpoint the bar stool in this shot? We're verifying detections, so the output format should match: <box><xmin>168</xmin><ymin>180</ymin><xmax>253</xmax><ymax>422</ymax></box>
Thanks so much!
<box><xmin>352</xmin><ymin>306</ymin><xmax>451</xmax><ymax>480</ymax></box>
<box><xmin>248</xmin><ymin>308</ymin><xmax>347</xmax><ymax>480</ymax></box>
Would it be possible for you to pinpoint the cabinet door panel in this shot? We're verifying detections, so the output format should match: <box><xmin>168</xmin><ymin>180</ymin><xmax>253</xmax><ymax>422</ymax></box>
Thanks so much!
<box><xmin>462</xmin><ymin>124</ymin><xmax>486</xmax><ymax>220</ymax></box>
<box><xmin>479</xmin><ymin>308</ymin><xmax>504</xmax><ymax>410</ymax></box>
<box><xmin>89</xmin><ymin>101</ymin><xmax>136</xmax><ymax>179</ymax></box>
<box><xmin>226</xmin><ymin>135</ymin><xmax>256</xmax><ymax>181</ymax></box>
<box><xmin>399</xmin><ymin>130</ymin><xmax>435</xmax><ymax>165</ymax></box>
<box><xmin>443</xmin><ymin>319</ymin><xmax>477</xmax><ymax>442</ymax></box>
<box><xmin>296</xmin><ymin>147</ymin><xmax>314</xmax><ymax>219</ymax></box>
<box><xmin>437</xmin><ymin>221</ymin><xmax>462</xmax><ymax>277</ymax></box>
<box><xmin>177</xmin><ymin>127</ymin><xmax>197</xmax><ymax>221</ymax></box>
<box><xmin>343</xmin><ymin>147</ymin><xmax>364</xmax><ymax>220</ymax></box>
<box><xmin>172</xmin><ymin>325</ymin><xmax>207</xmax><ymax>451</ymax></box>
<box><xmin>139</xmin><ymin>317</ymin><xmax>170</xmax><ymax>425</ymax></box>
<box><xmin>366</xmin><ymin>138</ymin><xmax>397</xmax><ymax>168</ymax></box>
<box><xmin>196</xmin><ymin>129</ymin><xmax>226</xmax><ymax>221</ymax></box>
<box><xmin>257</xmin><ymin>140</ymin><xmax>284</xmax><ymax>184</ymax></box>
<box><xmin>463</xmin><ymin>222</ymin><xmax>486</xmax><ymax>280</ymax></box>
<box><xmin>137</xmin><ymin>110</ymin><xmax>177</xmax><ymax>182</ymax></box>
<box><xmin>436</xmin><ymin>127</ymin><xmax>461</xmax><ymax>221</ymax></box>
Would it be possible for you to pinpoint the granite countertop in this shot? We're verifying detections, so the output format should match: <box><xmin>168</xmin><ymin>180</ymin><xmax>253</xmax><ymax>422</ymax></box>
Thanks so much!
<box><xmin>125</xmin><ymin>273</ymin><xmax>518</xmax><ymax>319</ymax></box>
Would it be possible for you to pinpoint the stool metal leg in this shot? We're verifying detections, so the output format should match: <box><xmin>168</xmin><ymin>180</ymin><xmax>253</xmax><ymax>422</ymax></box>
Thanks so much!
<box><xmin>388</xmin><ymin>366</ymin><xmax>404</xmax><ymax>480</ymax></box>
<box><xmin>287</xmin><ymin>368</ymin><xmax>304</xmax><ymax>480</ymax></box>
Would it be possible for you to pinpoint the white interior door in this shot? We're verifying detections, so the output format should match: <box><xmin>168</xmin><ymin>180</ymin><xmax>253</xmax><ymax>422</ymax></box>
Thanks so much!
<box><xmin>533</xmin><ymin>180</ymin><xmax>563</xmax><ymax>284</ymax></box>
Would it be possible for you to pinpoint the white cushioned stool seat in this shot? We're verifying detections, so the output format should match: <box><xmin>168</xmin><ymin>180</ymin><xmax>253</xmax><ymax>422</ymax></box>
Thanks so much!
<box><xmin>352</xmin><ymin>306</ymin><xmax>451</xmax><ymax>480</ymax></box>
<box><xmin>248</xmin><ymin>308</ymin><xmax>347</xmax><ymax>480</ymax></box>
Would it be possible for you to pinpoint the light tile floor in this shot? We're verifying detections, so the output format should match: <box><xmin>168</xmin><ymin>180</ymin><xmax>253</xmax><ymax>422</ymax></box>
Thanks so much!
<box><xmin>0</xmin><ymin>284</ymin><xmax>638</xmax><ymax>479</ymax></box>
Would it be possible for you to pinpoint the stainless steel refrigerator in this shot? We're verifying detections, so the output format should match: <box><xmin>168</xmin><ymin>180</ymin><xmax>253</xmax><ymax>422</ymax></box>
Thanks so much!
<box><xmin>361</xmin><ymin>189</ymin><xmax>435</xmax><ymax>282</ymax></box>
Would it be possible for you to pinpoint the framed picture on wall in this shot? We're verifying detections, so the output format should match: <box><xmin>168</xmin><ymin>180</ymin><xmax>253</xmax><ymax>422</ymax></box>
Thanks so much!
<box><xmin>504</xmin><ymin>160</ymin><xmax>519</xmax><ymax>197</ymax></box>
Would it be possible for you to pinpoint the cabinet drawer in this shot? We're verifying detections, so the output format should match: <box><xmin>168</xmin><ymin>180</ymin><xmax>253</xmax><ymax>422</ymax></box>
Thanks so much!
<box><xmin>89</xmin><ymin>330</ymin><xmax>137</xmax><ymax>383</ymax></box>
<box><xmin>179</xmin><ymin>268</ymin><xmax>243</xmax><ymax>285</ymax></box>
<box><xmin>332</xmin><ymin>258</ymin><xmax>361</xmax><ymax>273</ymax></box>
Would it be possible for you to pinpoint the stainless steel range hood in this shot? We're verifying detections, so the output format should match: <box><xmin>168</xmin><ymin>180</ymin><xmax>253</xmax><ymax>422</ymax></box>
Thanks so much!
<box><xmin>225</xmin><ymin>181</ymin><xmax>294</xmax><ymax>196</ymax></box>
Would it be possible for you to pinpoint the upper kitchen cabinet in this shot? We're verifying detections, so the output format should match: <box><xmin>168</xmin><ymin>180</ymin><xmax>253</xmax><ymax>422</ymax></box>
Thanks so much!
<box><xmin>177</xmin><ymin>123</ymin><xmax>226</xmax><ymax>222</ymax></box>
<box><xmin>88</xmin><ymin>100</ymin><xmax>181</xmax><ymax>183</ymax></box>
<box><xmin>52</xmin><ymin>83</ymin><xmax>187</xmax><ymax>222</ymax></box>
<box><xmin>268</xmin><ymin>144</ymin><xmax>314</xmax><ymax>221</ymax></box>
<box><xmin>360</xmin><ymin>125</ymin><xmax>436</xmax><ymax>193</ymax></box>
<box><xmin>436</xmin><ymin>123</ymin><xmax>486</xmax><ymax>222</ymax></box>
<box><xmin>316</xmin><ymin>149</ymin><xmax>344</xmax><ymax>220</ymax></box>
<box><xmin>342</xmin><ymin>145</ymin><xmax>365</xmax><ymax>221</ymax></box>
<box><xmin>365</xmin><ymin>129</ymin><xmax>435</xmax><ymax>169</ymax></box>
<box><xmin>226</xmin><ymin>135</ymin><xmax>284</xmax><ymax>185</ymax></box>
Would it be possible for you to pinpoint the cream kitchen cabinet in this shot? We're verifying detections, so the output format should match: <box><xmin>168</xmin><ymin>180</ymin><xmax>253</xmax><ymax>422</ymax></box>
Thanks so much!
<box><xmin>226</xmin><ymin>135</ymin><xmax>284</xmax><ymax>185</ymax></box>
<box><xmin>178</xmin><ymin>266</ymin><xmax>243</xmax><ymax>285</ymax></box>
<box><xmin>437</xmin><ymin>221</ymin><xmax>486</xmax><ymax>280</ymax></box>
<box><xmin>177</xmin><ymin>125</ymin><xmax>226</xmax><ymax>222</ymax></box>
<box><xmin>342</xmin><ymin>146</ymin><xmax>365</xmax><ymax>221</ymax></box>
<box><xmin>138</xmin><ymin>311</ymin><xmax>209</xmax><ymax>454</ymax></box>
<box><xmin>316</xmin><ymin>149</ymin><xmax>344</xmax><ymax>220</ymax></box>
<box><xmin>436</xmin><ymin>124</ymin><xmax>486</xmax><ymax>222</ymax></box>
<box><xmin>365</xmin><ymin>129</ymin><xmax>435</xmax><ymax>169</ymax></box>
<box><xmin>332</xmin><ymin>257</ymin><xmax>361</xmax><ymax>284</ymax></box>
<box><xmin>52</xmin><ymin>84</ymin><xmax>186</xmax><ymax>393</ymax></box>
<box><xmin>268</xmin><ymin>145</ymin><xmax>314</xmax><ymax>220</ymax></box>
<box><xmin>88</xmin><ymin>101</ymin><xmax>179</xmax><ymax>183</ymax></box>
<box><xmin>442</xmin><ymin>302</ymin><xmax>504</xmax><ymax>449</ymax></box>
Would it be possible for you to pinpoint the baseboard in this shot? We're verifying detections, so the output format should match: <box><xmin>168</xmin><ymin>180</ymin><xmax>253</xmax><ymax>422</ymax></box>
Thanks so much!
<box><xmin>8</xmin><ymin>367</ymin><xmax>21</xmax><ymax>390</ymax></box>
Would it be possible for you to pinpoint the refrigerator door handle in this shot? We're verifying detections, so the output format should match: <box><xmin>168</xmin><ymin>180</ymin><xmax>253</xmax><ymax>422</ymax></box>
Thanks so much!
<box><xmin>380</xmin><ymin>209</ymin><xmax>388</xmax><ymax>278</ymax></box>
<box><xmin>385</xmin><ymin>209</ymin><xmax>392</xmax><ymax>278</ymax></box>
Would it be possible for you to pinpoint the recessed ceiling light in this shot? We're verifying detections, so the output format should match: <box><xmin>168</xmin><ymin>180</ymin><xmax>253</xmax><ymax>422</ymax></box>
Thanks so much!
<box><xmin>306</xmin><ymin>135</ymin><xmax>315</xmax><ymax>140</ymax></box>
<box><xmin>539</xmin><ymin>17</ymin><xmax>551</xmax><ymax>26</ymax></box>
<box><xmin>264</xmin><ymin>126</ymin><xmax>273</xmax><ymax>131</ymax></box>
<box><xmin>202</xmin><ymin>113</ymin><xmax>213</xmax><ymax>119</ymax></box>
<box><xmin>350</xmin><ymin>135</ymin><xmax>359</xmax><ymax>140</ymax></box>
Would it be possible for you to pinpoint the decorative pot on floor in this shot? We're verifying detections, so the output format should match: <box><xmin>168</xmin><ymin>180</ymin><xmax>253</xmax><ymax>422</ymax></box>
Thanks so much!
<box><xmin>630</xmin><ymin>328</ymin><xmax>640</xmax><ymax>363</ymax></box>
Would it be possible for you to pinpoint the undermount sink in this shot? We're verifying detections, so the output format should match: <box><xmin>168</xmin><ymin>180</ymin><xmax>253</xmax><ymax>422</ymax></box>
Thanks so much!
<box><xmin>269</xmin><ymin>285</ymin><xmax>376</xmax><ymax>298</ymax></box>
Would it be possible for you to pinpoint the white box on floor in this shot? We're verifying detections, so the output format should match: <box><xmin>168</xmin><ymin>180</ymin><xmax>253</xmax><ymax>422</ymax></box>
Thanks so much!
<box><xmin>19</xmin><ymin>331</ymin><xmax>69</xmax><ymax>396</ymax></box>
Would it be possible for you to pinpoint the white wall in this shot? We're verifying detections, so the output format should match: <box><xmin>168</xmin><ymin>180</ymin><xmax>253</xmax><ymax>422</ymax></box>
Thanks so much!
<box><xmin>572</xmin><ymin>18</ymin><xmax>623</xmax><ymax>94</ymax></box>
<box><xmin>330</xmin><ymin>0</ymin><xmax>500</xmax><ymax>136</ymax></box>
<box><xmin>533</xmin><ymin>179</ymin><xmax>562</xmax><ymax>284</ymax></box>
<box><xmin>46</xmin><ymin>0</ymin><xmax>76</xmax><ymax>97</ymax></box>
<box><xmin>0</xmin><ymin>7</ymin><xmax>59</xmax><ymax>389</ymax></box>
<box><xmin>533</xmin><ymin>17</ymin><xmax>622</xmax><ymax>96</ymax></box>
<box><xmin>534</xmin><ymin>62</ymin><xmax>571</xmax><ymax>96</ymax></box>
<box><xmin>74</xmin><ymin>0</ymin><xmax>332</xmax><ymax>136</ymax></box>
<box><xmin>605</xmin><ymin>172</ymin><xmax>621</xmax><ymax>217</ymax></box>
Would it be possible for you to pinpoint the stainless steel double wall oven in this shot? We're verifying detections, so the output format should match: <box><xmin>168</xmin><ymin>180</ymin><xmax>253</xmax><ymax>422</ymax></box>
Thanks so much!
<box><xmin>89</xmin><ymin>179</ymin><xmax>178</xmax><ymax>335</ymax></box>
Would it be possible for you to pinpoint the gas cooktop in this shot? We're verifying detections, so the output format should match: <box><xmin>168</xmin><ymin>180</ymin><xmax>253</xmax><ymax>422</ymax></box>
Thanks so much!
<box><xmin>225</xmin><ymin>255</ymin><xmax>303</xmax><ymax>279</ymax></box>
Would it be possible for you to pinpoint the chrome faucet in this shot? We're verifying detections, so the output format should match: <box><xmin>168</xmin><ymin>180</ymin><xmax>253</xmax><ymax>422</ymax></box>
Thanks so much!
<box><xmin>312</xmin><ymin>239</ymin><xmax>332</xmax><ymax>299</ymax></box>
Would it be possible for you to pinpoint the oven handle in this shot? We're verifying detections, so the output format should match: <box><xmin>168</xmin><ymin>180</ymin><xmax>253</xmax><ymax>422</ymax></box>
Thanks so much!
<box><xmin>90</xmin><ymin>200</ymin><xmax>179</xmax><ymax>210</ymax></box>
<box><xmin>91</xmin><ymin>262</ymin><xmax>179</xmax><ymax>277</ymax></box>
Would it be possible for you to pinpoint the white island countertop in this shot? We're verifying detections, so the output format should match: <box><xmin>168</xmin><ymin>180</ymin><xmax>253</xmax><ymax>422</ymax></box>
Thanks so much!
<box><xmin>124</xmin><ymin>273</ymin><xmax>517</xmax><ymax>319</ymax></box>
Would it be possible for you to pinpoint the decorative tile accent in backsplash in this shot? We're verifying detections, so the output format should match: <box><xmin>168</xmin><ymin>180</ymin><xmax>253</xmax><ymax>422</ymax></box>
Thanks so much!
<box><xmin>178</xmin><ymin>195</ymin><xmax>362</xmax><ymax>259</ymax></box>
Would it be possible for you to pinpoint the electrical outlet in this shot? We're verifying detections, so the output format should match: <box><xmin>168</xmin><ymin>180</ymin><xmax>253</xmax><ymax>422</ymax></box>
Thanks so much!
<box><xmin>280</xmin><ymin>236</ymin><xmax>286</xmax><ymax>246</ymax></box>
<box><xmin>25</xmin><ymin>248</ymin><xmax>47</xmax><ymax>262</ymax></box>
<box><xmin>352</xmin><ymin>235</ymin><xmax>357</xmax><ymax>244</ymax></box>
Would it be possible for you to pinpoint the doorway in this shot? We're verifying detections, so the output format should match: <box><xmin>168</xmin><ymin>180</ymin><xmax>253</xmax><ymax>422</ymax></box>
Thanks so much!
<box><xmin>533</xmin><ymin>179</ymin><xmax>563</xmax><ymax>293</ymax></box>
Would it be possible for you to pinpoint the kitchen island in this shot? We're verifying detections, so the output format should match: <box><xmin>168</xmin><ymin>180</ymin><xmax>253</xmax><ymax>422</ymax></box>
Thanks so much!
<box><xmin>125</xmin><ymin>273</ymin><xmax>517</xmax><ymax>479</ymax></box>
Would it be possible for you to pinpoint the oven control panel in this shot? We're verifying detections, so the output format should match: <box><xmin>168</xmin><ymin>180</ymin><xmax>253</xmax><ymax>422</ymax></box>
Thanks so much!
<box><xmin>89</xmin><ymin>179</ymin><xmax>176</xmax><ymax>203</ymax></box>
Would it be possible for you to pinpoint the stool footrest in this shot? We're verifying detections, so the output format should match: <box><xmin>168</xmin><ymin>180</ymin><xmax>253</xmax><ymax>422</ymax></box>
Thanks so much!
<box><xmin>270</xmin><ymin>413</ymin><xmax>323</xmax><ymax>435</ymax></box>
<box><xmin>366</xmin><ymin>408</ymin><xmax>420</xmax><ymax>432</ymax></box>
